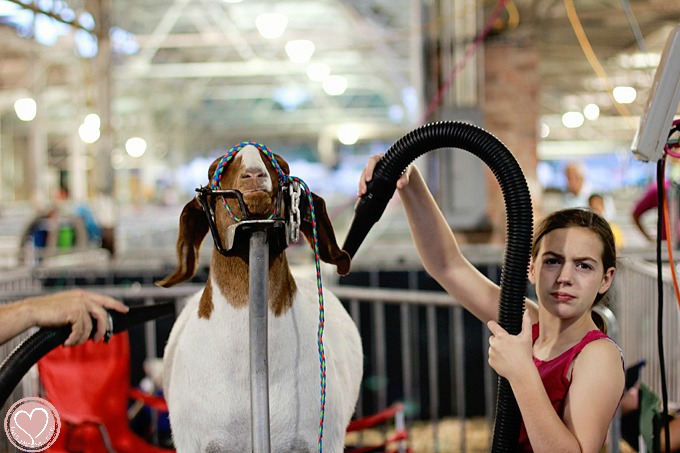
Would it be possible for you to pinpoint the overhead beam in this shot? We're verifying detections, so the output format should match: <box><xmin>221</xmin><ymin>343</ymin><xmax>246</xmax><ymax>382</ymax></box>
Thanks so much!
<box><xmin>129</xmin><ymin>0</ymin><xmax>193</xmax><ymax>70</ymax></box>
<box><xmin>4</xmin><ymin>0</ymin><xmax>93</xmax><ymax>32</ymax></box>
<box><xmin>114</xmin><ymin>59</ymin><xmax>409</xmax><ymax>79</ymax></box>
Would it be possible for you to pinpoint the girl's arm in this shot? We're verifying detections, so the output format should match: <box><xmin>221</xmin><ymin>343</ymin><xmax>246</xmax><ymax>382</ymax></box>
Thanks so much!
<box><xmin>560</xmin><ymin>339</ymin><xmax>625</xmax><ymax>452</ymax></box>
<box><xmin>488</xmin><ymin>312</ymin><xmax>624</xmax><ymax>452</ymax></box>
<box><xmin>360</xmin><ymin>157</ymin><xmax>518</xmax><ymax>323</ymax></box>
<box><xmin>488</xmin><ymin>312</ymin><xmax>574</xmax><ymax>451</ymax></box>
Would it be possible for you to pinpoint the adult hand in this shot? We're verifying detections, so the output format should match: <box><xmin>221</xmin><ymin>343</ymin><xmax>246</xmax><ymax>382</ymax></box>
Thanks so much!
<box><xmin>25</xmin><ymin>290</ymin><xmax>129</xmax><ymax>346</ymax></box>
<box><xmin>486</xmin><ymin>309</ymin><xmax>533</xmax><ymax>380</ymax></box>
<box><xmin>357</xmin><ymin>154</ymin><xmax>413</xmax><ymax>197</ymax></box>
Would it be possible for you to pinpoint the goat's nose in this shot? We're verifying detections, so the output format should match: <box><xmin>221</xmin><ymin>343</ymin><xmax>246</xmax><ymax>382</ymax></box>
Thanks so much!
<box><xmin>241</xmin><ymin>168</ymin><xmax>266</xmax><ymax>179</ymax></box>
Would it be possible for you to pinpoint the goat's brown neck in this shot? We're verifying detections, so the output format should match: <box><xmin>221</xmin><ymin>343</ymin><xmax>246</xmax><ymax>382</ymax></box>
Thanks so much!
<box><xmin>198</xmin><ymin>249</ymin><xmax>297</xmax><ymax>319</ymax></box>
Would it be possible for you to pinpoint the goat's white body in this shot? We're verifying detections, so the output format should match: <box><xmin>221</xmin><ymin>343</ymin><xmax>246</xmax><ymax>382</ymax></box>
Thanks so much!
<box><xmin>164</xmin><ymin>275</ymin><xmax>363</xmax><ymax>453</ymax></box>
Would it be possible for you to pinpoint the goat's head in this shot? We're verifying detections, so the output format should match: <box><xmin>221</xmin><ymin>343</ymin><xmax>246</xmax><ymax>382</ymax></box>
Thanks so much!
<box><xmin>157</xmin><ymin>144</ymin><xmax>351</xmax><ymax>287</ymax></box>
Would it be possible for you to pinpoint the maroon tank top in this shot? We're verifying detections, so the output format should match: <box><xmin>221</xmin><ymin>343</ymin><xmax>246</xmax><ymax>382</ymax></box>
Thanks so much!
<box><xmin>517</xmin><ymin>323</ymin><xmax>615</xmax><ymax>452</ymax></box>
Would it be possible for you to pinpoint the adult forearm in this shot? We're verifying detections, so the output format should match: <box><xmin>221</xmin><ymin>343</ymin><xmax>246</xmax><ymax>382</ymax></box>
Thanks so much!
<box><xmin>633</xmin><ymin>217</ymin><xmax>653</xmax><ymax>242</ymax></box>
<box><xmin>0</xmin><ymin>302</ymin><xmax>35</xmax><ymax>345</ymax></box>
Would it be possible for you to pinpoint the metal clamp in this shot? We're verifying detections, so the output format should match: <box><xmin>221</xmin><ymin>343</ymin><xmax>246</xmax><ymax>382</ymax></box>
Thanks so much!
<box><xmin>288</xmin><ymin>181</ymin><xmax>301</xmax><ymax>243</ymax></box>
<box><xmin>104</xmin><ymin>312</ymin><xmax>114</xmax><ymax>343</ymax></box>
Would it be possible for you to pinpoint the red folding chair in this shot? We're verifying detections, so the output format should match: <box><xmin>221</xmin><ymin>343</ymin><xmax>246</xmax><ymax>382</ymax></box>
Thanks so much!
<box><xmin>345</xmin><ymin>402</ymin><xmax>411</xmax><ymax>453</ymax></box>
<box><xmin>37</xmin><ymin>332</ymin><xmax>173</xmax><ymax>453</ymax></box>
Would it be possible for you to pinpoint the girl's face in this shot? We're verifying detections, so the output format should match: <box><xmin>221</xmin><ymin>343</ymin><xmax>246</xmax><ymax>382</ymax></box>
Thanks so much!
<box><xmin>529</xmin><ymin>227</ymin><xmax>615</xmax><ymax>319</ymax></box>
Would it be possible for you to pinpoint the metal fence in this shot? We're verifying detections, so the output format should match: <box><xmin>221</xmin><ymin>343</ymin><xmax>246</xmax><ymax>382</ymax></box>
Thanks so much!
<box><xmin>0</xmin><ymin>262</ymin><xmax>498</xmax><ymax>452</ymax></box>
<box><xmin>616</xmin><ymin>257</ymin><xmax>680</xmax><ymax>405</ymax></box>
<box><xmin>3</xmin><ymin>251</ymin><xmax>674</xmax><ymax>452</ymax></box>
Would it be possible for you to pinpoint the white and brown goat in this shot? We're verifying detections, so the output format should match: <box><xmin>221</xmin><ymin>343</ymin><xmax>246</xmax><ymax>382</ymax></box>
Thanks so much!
<box><xmin>157</xmin><ymin>145</ymin><xmax>363</xmax><ymax>452</ymax></box>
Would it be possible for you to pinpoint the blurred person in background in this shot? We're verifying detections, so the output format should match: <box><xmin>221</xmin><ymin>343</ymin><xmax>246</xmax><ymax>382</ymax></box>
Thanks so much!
<box><xmin>620</xmin><ymin>361</ymin><xmax>680</xmax><ymax>452</ymax></box>
<box><xmin>589</xmin><ymin>193</ymin><xmax>624</xmax><ymax>249</ymax></box>
<box><xmin>631</xmin><ymin>179</ymin><xmax>680</xmax><ymax>246</ymax></box>
<box><xmin>564</xmin><ymin>161</ymin><xmax>592</xmax><ymax>209</ymax></box>
<box><xmin>631</xmin><ymin>140</ymin><xmax>680</xmax><ymax>246</ymax></box>
<box><xmin>564</xmin><ymin>161</ymin><xmax>616</xmax><ymax>219</ymax></box>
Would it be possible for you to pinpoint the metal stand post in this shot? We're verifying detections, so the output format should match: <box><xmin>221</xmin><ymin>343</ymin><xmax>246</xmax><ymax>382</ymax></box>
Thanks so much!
<box><xmin>224</xmin><ymin>218</ymin><xmax>288</xmax><ymax>453</ymax></box>
<box><xmin>249</xmin><ymin>228</ymin><xmax>271</xmax><ymax>453</ymax></box>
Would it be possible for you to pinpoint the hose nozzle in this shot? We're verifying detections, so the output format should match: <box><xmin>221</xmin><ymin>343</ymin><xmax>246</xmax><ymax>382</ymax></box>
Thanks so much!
<box><xmin>342</xmin><ymin>170</ymin><xmax>397</xmax><ymax>258</ymax></box>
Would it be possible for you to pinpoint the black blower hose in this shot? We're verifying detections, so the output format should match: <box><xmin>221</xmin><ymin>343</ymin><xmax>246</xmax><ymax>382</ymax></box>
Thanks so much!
<box><xmin>343</xmin><ymin>121</ymin><xmax>533</xmax><ymax>452</ymax></box>
<box><xmin>0</xmin><ymin>302</ymin><xmax>176</xmax><ymax>407</ymax></box>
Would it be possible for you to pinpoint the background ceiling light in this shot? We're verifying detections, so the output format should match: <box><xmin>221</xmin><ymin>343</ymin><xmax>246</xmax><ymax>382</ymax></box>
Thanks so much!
<box><xmin>0</xmin><ymin>2</ymin><xmax>20</xmax><ymax>15</ymax></box>
<box><xmin>78</xmin><ymin>123</ymin><xmax>100</xmax><ymax>143</ymax></box>
<box><xmin>285</xmin><ymin>40</ymin><xmax>315</xmax><ymax>63</ymax></box>
<box><xmin>322</xmin><ymin>75</ymin><xmax>348</xmax><ymax>96</ymax></box>
<box><xmin>83</xmin><ymin>113</ymin><xmax>101</xmax><ymax>129</ymax></box>
<box><xmin>255</xmin><ymin>12</ymin><xmax>288</xmax><ymax>39</ymax></box>
<box><xmin>14</xmin><ymin>97</ymin><xmax>36</xmax><ymax>121</ymax></box>
<box><xmin>307</xmin><ymin>62</ymin><xmax>330</xmax><ymax>81</ymax></box>
<box><xmin>562</xmin><ymin>111</ymin><xmax>585</xmax><ymax>128</ymax></box>
<box><xmin>273</xmin><ymin>86</ymin><xmax>309</xmax><ymax>111</ymax></box>
<box><xmin>125</xmin><ymin>137</ymin><xmax>147</xmax><ymax>157</ymax></box>
<box><xmin>79</xmin><ymin>113</ymin><xmax>101</xmax><ymax>143</ymax></box>
<box><xmin>583</xmin><ymin>103</ymin><xmax>600</xmax><ymax>120</ymax></box>
<box><xmin>613</xmin><ymin>86</ymin><xmax>637</xmax><ymax>104</ymax></box>
<box><xmin>338</xmin><ymin>125</ymin><xmax>360</xmax><ymax>145</ymax></box>
<box><xmin>617</xmin><ymin>52</ymin><xmax>660</xmax><ymax>69</ymax></box>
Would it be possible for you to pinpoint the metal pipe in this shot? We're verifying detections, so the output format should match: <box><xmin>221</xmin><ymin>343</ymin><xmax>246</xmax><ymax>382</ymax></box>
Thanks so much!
<box><xmin>349</xmin><ymin>298</ymin><xmax>363</xmax><ymax>421</ymax></box>
<box><xmin>426</xmin><ymin>304</ymin><xmax>439</xmax><ymax>451</ymax></box>
<box><xmin>402</xmin><ymin>271</ymin><xmax>417</xmax><ymax>427</ymax></box>
<box><xmin>453</xmin><ymin>306</ymin><xmax>467</xmax><ymax>452</ymax></box>
<box><xmin>484</xmin><ymin>327</ymin><xmax>495</xmax><ymax>445</ymax></box>
<box><xmin>396</xmin><ymin>406</ymin><xmax>407</xmax><ymax>453</ymax></box>
<box><xmin>593</xmin><ymin>305</ymin><xmax>620</xmax><ymax>453</ymax></box>
<box><xmin>144</xmin><ymin>293</ymin><xmax>160</xmax><ymax>443</ymax></box>
<box><xmin>329</xmin><ymin>286</ymin><xmax>457</xmax><ymax>306</ymax></box>
<box><xmin>249</xmin><ymin>229</ymin><xmax>271</xmax><ymax>452</ymax></box>
<box><xmin>370</xmin><ymin>271</ymin><xmax>388</xmax><ymax>413</ymax></box>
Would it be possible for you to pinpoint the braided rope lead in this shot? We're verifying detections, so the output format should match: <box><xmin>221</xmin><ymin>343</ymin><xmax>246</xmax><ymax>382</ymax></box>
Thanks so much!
<box><xmin>212</xmin><ymin>142</ymin><xmax>327</xmax><ymax>453</ymax></box>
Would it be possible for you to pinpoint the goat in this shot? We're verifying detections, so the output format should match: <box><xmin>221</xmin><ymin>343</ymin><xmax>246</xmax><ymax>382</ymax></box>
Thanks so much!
<box><xmin>157</xmin><ymin>144</ymin><xmax>363</xmax><ymax>452</ymax></box>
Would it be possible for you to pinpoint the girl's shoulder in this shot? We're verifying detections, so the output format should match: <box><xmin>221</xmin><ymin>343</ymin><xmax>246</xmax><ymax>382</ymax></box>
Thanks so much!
<box><xmin>576</xmin><ymin>333</ymin><xmax>624</xmax><ymax>372</ymax></box>
<box><xmin>568</xmin><ymin>335</ymin><xmax>625</xmax><ymax>414</ymax></box>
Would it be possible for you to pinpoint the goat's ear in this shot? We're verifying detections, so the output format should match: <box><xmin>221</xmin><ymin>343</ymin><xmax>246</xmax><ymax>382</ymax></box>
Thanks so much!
<box><xmin>272</xmin><ymin>153</ymin><xmax>290</xmax><ymax>184</ymax></box>
<box><xmin>156</xmin><ymin>197</ymin><xmax>209</xmax><ymax>287</ymax></box>
<box><xmin>300</xmin><ymin>192</ymin><xmax>351</xmax><ymax>276</ymax></box>
<box><xmin>207</xmin><ymin>157</ymin><xmax>221</xmax><ymax>180</ymax></box>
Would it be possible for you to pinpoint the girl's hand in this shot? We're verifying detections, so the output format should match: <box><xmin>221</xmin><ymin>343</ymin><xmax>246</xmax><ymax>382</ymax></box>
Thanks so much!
<box><xmin>487</xmin><ymin>309</ymin><xmax>533</xmax><ymax>380</ymax></box>
<box><xmin>358</xmin><ymin>154</ymin><xmax>412</xmax><ymax>197</ymax></box>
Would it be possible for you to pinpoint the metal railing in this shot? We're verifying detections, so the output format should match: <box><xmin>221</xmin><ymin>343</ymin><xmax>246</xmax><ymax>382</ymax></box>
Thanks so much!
<box><xmin>0</xmin><ymin>273</ymin><xmax>494</xmax><ymax>452</ymax></box>
<box><xmin>1</xmin><ymin>255</ymin><xmax>655</xmax><ymax>452</ymax></box>
<box><xmin>330</xmin><ymin>282</ymin><xmax>493</xmax><ymax>452</ymax></box>
<box><xmin>616</xmin><ymin>257</ymin><xmax>680</xmax><ymax>405</ymax></box>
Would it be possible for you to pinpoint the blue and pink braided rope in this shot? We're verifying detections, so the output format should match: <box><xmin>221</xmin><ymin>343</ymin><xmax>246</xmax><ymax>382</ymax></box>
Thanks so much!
<box><xmin>211</xmin><ymin>141</ymin><xmax>328</xmax><ymax>452</ymax></box>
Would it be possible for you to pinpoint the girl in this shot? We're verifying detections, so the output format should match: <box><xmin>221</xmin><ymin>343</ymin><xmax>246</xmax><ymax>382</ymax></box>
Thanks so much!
<box><xmin>359</xmin><ymin>156</ymin><xmax>625</xmax><ymax>452</ymax></box>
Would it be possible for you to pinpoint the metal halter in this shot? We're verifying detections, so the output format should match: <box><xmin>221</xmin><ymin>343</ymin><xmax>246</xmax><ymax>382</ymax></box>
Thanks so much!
<box><xmin>195</xmin><ymin>186</ymin><xmax>290</xmax><ymax>256</ymax></box>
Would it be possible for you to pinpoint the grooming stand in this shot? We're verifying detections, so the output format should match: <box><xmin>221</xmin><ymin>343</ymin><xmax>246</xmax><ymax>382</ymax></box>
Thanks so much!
<box><xmin>228</xmin><ymin>219</ymin><xmax>289</xmax><ymax>453</ymax></box>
